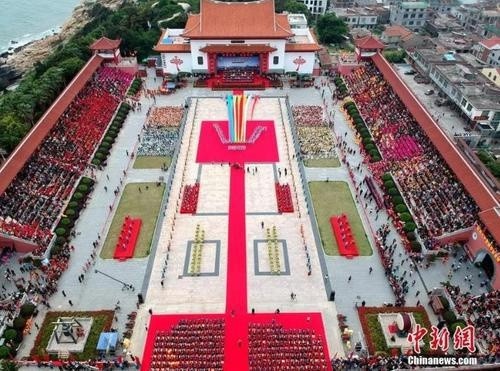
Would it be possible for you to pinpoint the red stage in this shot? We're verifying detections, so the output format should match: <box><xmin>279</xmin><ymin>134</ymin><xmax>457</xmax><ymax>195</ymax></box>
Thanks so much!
<box><xmin>330</xmin><ymin>214</ymin><xmax>360</xmax><ymax>258</ymax></box>
<box><xmin>196</xmin><ymin>120</ymin><xmax>279</xmax><ymax>164</ymax></box>
<box><xmin>113</xmin><ymin>216</ymin><xmax>141</xmax><ymax>260</ymax></box>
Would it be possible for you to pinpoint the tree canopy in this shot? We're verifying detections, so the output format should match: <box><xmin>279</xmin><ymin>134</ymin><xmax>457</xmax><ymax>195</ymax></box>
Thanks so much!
<box><xmin>315</xmin><ymin>13</ymin><xmax>348</xmax><ymax>45</ymax></box>
<box><xmin>0</xmin><ymin>0</ymin><xmax>186</xmax><ymax>154</ymax></box>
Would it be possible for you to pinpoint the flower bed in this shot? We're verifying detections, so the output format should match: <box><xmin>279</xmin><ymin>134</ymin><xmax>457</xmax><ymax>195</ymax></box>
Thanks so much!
<box><xmin>30</xmin><ymin>310</ymin><xmax>114</xmax><ymax>361</ymax></box>
<box><xmin>343</xmin><ymin>101</ymin><xmax>381</xmax><ymax>162</ymax></box>
<box><xmin>358</xmin><ymin>306</ymin><xmax>439</xmax><ymax>356</ymax></box>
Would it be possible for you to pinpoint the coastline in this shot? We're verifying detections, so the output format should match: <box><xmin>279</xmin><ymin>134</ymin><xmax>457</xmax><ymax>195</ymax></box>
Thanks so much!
<box><xmin>0</xmin><ymin>0</ymin><xmax>124</xmax><ymax>85</ymax></box>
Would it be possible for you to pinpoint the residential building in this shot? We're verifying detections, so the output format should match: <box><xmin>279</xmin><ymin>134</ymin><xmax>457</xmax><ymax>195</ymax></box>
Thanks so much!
<box><xmin>390</xmin><ymin>1</ymin><xmax>429</xmax><ymax>32</ymax></box>
<box><xmin>381</xmin><ymin>24</ymin><xmax>413</xmax><ymax>47</ymax></box>
<box><xmin>482</xmin><ymin>67</ymin><xmax>500</xmax><ymax>87</ymax></box>
<box><xmin>452</xmin><ymin>2</ymin><xmax>500</xmax><ymax>37</ymax></box>
<box><xmin>409</xmin><ymin>48</ymin><xmax>500</xmax><ymax>140</ymax></box>
<box><xmin>299</xmin><ymin>0</ymin><xmax>327</xmax><ymax>15</ymax></box>
<box><xmin>333</xmin><ymin>7</ymin><xmax>379</xmax><ymax>29</ymax></box>
<box><xmin>472</xmin><ymin>36</ymin><xmax>500</xmax><ymax>67</ymax></box>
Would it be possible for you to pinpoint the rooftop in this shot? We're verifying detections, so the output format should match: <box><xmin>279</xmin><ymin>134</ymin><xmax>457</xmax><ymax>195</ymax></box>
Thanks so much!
<box><xmin>480</xmin><ymin>36</ymin><xmax>500</xmax><ymax>50</ymax></box>
<box><xmin>400</xmin><ymin>1</ymin><xmax>429</xmax><ymax>9</ymax></box>
<box><xmin>182</xmin><ymin>0</ymin><xmax>293</xmax><ymax>39</ymax></box>
<box><xmin>382</xmin><ymin>25</ymin><xmax>413</xmax><ymax>38</ymax></box>
<box><xmin>434</xmin><ymin>63</ymin><xmax>478</xmax><ymax>84</ymax></box>
<box><xmin>89</xmin><ymin>37</ymin><xmax>121</xmax><ymax>50</ymax></box>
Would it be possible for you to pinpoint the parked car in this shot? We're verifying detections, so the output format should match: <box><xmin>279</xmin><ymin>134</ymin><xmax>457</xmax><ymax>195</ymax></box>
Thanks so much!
<box><xmin>404</xmin><ymin>69</ymin><xmax>416</xmax><ymax>75</ymax></box>
<box><xmin>425</xmin><ymin>89</ymin><xmax>435</xmax><ymax>96</ymax></box>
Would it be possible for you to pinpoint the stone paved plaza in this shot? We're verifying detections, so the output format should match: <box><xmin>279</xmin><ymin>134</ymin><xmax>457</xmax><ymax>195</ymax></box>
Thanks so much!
<box><xmin>10</xmin><ymin>69</ymin><xmax>492</xmax><ymax>369</ymax></box>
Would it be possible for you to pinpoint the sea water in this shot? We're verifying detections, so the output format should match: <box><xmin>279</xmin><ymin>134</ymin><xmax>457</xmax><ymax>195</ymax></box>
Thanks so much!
<box><xmin>0</xmin><ymin>0</ymin><xmax>81</xmax><ymax>55</ymax></box>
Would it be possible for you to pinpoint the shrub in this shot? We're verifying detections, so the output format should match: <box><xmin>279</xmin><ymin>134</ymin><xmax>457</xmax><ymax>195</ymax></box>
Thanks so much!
<box><xmin>3</xmin><ymin>329</ymin><xmax>16</xmax><ymax>341</ymax></box>
<box><xmin>20</xmin><ymin>303</ymin><xmax>35</xmax><ymax>318</ymax></box>
<box><xmin>95</xmin><ymin>152</ymin><xmax>106</xmax><ymax>160</ymax></box>
<box><xmin>98</xmin><ymin>146</ymin><xmax>110</xmax><ymax>155</ymax></box>
<box><xmin>395</xmin><ymin>204</ymin><xmax>408</xmax><ymax>214</ymax></box>
<box><xmin>80</xmin><ymin>177</ymin><xmax>93</xmax><ymax>186</ymax></box>
<box><xmin>0</xmin><ymin>346</ymin><xmax>10</xmax><ymax>359</ymax></box>
<box><xmin>365</xmin><ymin>143</ymin><xmax>375</xmax><ymax>151</ymax></box>
<box><xmin>406</xmin><ymin>231</ymin><xmax>416</xmax><ymax>241</ymax></box>
<box><xmin>381</xmin><ymin>173</ymin><xmax>392</xmax><ymax>182</ymax></box>
<box><xmin>388</xmin><ymin>187</ymin><xmax>399</xmax><ymax>196</ymax></box>
<box><xmin>50</xmin><ymin>244</ymin><xmax>63</xmax><ymax>257</ymax></box>
<box><xmin>403</xmin><ymin>222</ymin><xmax>416</xmax><ymax>233</ymax></box>
<box><xmin>384</xmin><ymin>180</ymin><xmax>395</xmax><ymax>189</ymax></box>
<box><xmin>371</xmin><ymin>154</ymin><xmax>381</xmax><ymax>162</ymax></box>
<box><xmin>369</xmin><ymin>149</ymin><xmax>378</xmax><ymax>158</ymax></box>
<box><xmin>392</xmin><ymin>195</ymin><xmax>403</xmax><ymax>205</ymax></box>
<box><xmin>12</xmin><ymin>317</ymin><xmax>26</xmax><ymax>331</ymax></box>
<box><xmin>72</xmin><ymin>192</ymin><xmax>84</xmax><ymax>201</ymax></box>
<box><xmin>77</xmin><ymin>184</ymin><xmax>89</xmax><ymax>194</ymax></box>
<box><xmin>439</xmin><ymin>296</ymin><xmax>450</xmax><ymax>310</ymax></box>
<box><xmin>100</xmin><ymin>141</ymin><xmax>111</xmax><ymax>149</ymax></box>
<box><xmin>55</xmin><ymin>228</ymin><xmax>67</xmax><ymax>237</ymax></box>
<box><xmin>410</xmin><ymin>241</ymin><xmax>422</xmax><ymax>252</ymax></box>
<box><xmin>60</xmin><ymin>218</ymin><xmax>72</xmax><ymax>227</ymax></box>
<box><xmin>68</xmin><ymin>201</ymin><xmax>79</xmax><ymax>209</ymax></box>
<box><xmin>363</xmin><ymin>137</ymin><xmax>373</xmax><ymax>146</ymax></box>
<box><xmin>55</xmin><ymin>236</ymin><xmax>66</xmax><ymax>246</ymax></box>
<box><xmin>400</xmin><ymin>212</ymin><xmax>412</xmax><ymax>222</ymax></box>
<box><xmin>443</xmin><ymin>310</ymin><xmax>457</xmax><ymax>324</ymax></box>
<box><xmin>65</xmin><ymin>209</ymin><xmax>77</xmax><ymax>219</ymax></box>
<box><xmin>92</xmin><ymin>158</ymin><xmax>102</xmax><ymax>166</ymax></box>
<box><xmin>107</xmin><ymin>130</ymin><xmax>118</xmax><ymax>138</ymax></box>
<box><xmin>450</xmin><ymin>320</ymin><xmax>467</xmax><ymax>335</ymax></box>
<box><xmin>104</xmin><ymin>136</ymin><xmax>114</xmax><ymax>143</ymax></box>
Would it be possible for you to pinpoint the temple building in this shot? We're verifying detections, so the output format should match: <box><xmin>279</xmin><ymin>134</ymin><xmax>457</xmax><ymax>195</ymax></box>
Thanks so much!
<box><xmin>154</xmin><ymin>0</ymin><xmax>320</xmax><ymax>77</ymax></box>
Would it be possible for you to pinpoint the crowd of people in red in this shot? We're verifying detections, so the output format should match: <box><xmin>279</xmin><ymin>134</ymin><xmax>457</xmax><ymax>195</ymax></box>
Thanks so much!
<box><xmin>180</xmin><ymin>183</ymin><xmax>200</xmax><ymax>214</ymax></box>
<box><xmin>248</xmin><ymin>321</ymin><xmax>328</xmax><ymax>370</ymax></box>
<box><xmin>0</xmin><ymin>67</ymin><xmax>133</xmax><ymax>253</ymax></box>
<box><xmin>345</xmin><ymin>63</ymin><xmax>479</xmax><ymax>248</ymax></box>
<box><xmin>275</xmin><ymin>183</ymin><xmax>293</xmax><ymax>213</ymax></box>
<box><xmin>149</xmin><ymin>318</ymin><xmax>225</xmax><ymax>370</ymax></box>
<box><xmin>446</xmin><ymin>285</ymin><xmax>499</xmax><ymax>355</ymax></box>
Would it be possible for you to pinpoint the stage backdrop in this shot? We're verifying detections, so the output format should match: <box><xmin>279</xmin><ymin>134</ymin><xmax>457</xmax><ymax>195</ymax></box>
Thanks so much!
<box><xmin>217</xmin><ymin>55</ymin><xmax>259</xmax><ymax>70</ymax></box>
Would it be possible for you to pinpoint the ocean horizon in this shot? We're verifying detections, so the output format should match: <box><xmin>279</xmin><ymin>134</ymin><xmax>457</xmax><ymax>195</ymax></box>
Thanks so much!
<box><xmin>0</xmin><ymin>0</ymin><xmax>81</xmax><ymax>55</ymax></box>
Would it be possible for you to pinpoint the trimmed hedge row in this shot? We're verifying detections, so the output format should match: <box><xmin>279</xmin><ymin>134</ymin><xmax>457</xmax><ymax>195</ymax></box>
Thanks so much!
<box><xmin>333</xmin><ymin>77</ymin><xmax>348</xmax><ymax>98</ymax></box>
<box><xmin>127</xmin><ymin>78</ymin><xmax>142</xmax><ymax>96</ymax></box>
<box><xmin>0</xmin><ymin>303</ymin><xmax>36</xmax><ymax>359</ymax></box>
<box><xmin>381</xmin><ymin>172</ymin><xmax>421</xmax><ymax>253</ymax></box>
<box><xmin>52</xmin><ymin>177</ymin><xmax>95</xmax><ymax>257</ymax></box>
<box><xmin>91</xmin><ymin>102</ymin><xmax>131</xmax><ymax>168</ymax></box>
<box><xmin>343</xmin><ymin>101</ymin><xmax>382</xmax><ymax>162</ymax></box>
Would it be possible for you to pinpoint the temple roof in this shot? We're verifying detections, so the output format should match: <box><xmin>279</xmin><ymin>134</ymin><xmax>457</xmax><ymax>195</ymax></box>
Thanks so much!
<box><xmin>355</xmin><ymin>35</ymin><xmax>385</xmax><ymax>50</ymax></box>
<box><xmin>182</xmin><ymin>0</ymin><xmax>293</xmax><ymax>39</ymax></box>
<box><xmin>90</xmin><ymin>37</ymin><xmax>121</xmax><ymax>50</ymax></box>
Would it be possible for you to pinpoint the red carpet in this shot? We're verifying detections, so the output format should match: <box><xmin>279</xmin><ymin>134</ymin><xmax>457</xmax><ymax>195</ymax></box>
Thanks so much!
<box><xmin>196</xmin><ymin>120</ymin><xmax>279</xmax><ymax>164</ymax></box>
<box><xmin>113</xmin><ymin>216</ymin><xmax>141</xmax><ymax>260</ymax></box>
<box><xmin>224</xmin><ymin>165</ymin><xmax>249</xmax><ymax>368</ymax></box>
<box><xmin>330</xmin><ymin>214</ymin><xmax>359</xmax><ymax>258</ymax></box>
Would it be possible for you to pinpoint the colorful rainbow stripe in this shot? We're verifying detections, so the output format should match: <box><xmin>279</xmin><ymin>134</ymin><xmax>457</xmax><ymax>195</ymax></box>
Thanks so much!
<box><xmin>226</xmin><ymin>93</ymin><xmax>258</xmax><ymax>143</ymax></box>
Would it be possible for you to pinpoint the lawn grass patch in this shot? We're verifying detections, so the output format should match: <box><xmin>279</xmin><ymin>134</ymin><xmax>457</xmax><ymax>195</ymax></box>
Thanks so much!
<box><xmin>133</xmin><ymin>155</ymin><xmax>171</xmax><ymax>169</ymax></box>
<box><xmin>100</xmin><ymin>182</ymin><xmax>165</xmax><ymax>259</ymax></box>
<box><xmin>30</xmin><ymin>310</ymin><xmax>113</xmax><ymax>361</ymax></box>
<box><xmin>309</xmin><ymin>181</ymin><xmax>372</xmax><ymax>256</ymax></box>
<box><xmin>304</xmin><ymin>157</ymin><xmax>340</xmax><ymax>168</ymax></box>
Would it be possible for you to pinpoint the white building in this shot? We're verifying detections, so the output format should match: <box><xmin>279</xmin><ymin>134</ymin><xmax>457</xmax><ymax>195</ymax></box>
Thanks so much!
<box><xmin>298</xmin><ymin>0</ymin><xmax>327</xmax><ymax>15</ymax></box>
<box><xmin>390</xmin><ymin>1</ymin><xmax>429</xmax><ymax>31</ymax></box>
<box><xmin>154</xmin><ymin>0</ymin><xmax>320</xmax><ymax>76</ymax></box>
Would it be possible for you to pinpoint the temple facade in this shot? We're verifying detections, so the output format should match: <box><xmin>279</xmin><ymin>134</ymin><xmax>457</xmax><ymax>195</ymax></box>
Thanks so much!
<box><xmin>154</xmin><ymin>0</ymin><xmax>320</xmax><ymax>76</ymax></box>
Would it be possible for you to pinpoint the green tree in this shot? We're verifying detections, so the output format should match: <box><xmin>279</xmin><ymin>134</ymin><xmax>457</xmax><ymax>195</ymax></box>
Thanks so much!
<box><xmin>0</xmin><ymin>115</ymin><xmax>29</xmax><ymax>152</ymax></box>
<box><xmin>0</xmin><ymin>360</ymin><xmax>20</xmax><ymax>371</ymax></box>
<box><xmin>316</xmin><ymin>13</ymin><xmax>348</xmax><ymax>44</ymax></box>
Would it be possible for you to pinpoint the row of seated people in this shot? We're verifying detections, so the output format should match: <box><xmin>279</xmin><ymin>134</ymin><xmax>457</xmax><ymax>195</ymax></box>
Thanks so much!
<box><xmin>147</xmin><ymin>106</ymin><xmax>183</xmax><ymax>128</ymax></box>
<box><xmin>180</xmin><ymin>183</ymin><xmax>200</xmax><ymax>214</ymax></box>
<box><xmin>248</xmin><ymin>322</ymin><xmax>328</xmax><ymax>370</ymax></box>
<box><xmin>149</xmin><ymin>318</ymin><xmax>224</xmax><ymax>370</ymax></box>
<box><xmin>275</xmin><ymin>183</ymin><xmax>293</xmax><ymax>213</ymax></box>
<box><xmin>292</xmin><ymin>105</ymin><xmax>326</xmax><ymax>127</ymax></box>
<box><xmin>221</xmin><ymin>69</ymin><xmax>257</xmax><ymax>82</ymax></box>
<box><xmin>344</xmin><ymin>63</ymin><xmax>479</xmax><ymax>248</ymax></box>
<box><xmin>0</xmin><ymin>67</ymin><xmax>133</xmax><ymax>252</ymax></box>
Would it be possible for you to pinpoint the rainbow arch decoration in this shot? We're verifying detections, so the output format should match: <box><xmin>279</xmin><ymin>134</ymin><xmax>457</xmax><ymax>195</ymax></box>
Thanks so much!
<box><xmin>226</xmin><ymin>93</ymin><xmax>259</xmax><ymax>143</ymax></box>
